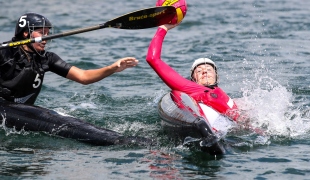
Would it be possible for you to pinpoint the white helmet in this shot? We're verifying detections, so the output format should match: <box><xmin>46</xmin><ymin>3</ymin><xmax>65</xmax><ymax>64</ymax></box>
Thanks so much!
<box><xmin>190</xmin><ymin>58</ymin><xmax>217</xmax><ymax>76</ymax></box>
<box><xmin>190</xmin><ymin>58</ymin><xmax>218</xmax><ymax>83</ymax></box>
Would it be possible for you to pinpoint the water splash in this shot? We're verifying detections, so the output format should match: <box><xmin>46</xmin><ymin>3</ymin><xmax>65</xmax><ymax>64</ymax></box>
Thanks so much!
<box><xmin>148</xmin><ymin>88</ymin><xmax>167</xmax><ymax>106</ymax></box>
<box><xmin>111</xmin><ymin>121</ymin><xmax>159</xmax><ymax>138</ymax></box>
<box><xmin>0</xmin><ymin>113</ymin><xmax>29</xmax><ymax>136</ymax></box>
<box><xmin>235</xmin><ymin>74</ymin><xmax>310</xmax><ymax>139</ymax></box>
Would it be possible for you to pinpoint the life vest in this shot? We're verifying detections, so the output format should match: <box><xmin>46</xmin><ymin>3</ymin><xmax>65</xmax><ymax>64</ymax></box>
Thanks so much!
<box><xmin>190</xmin><ymin>87</ymin><xmax>239</xmax><ymax>121</ymax></box>
<box><xmin>0</xmin><ymin>47</ymin><xmax>45</xmax><ymax>104</ymax></box>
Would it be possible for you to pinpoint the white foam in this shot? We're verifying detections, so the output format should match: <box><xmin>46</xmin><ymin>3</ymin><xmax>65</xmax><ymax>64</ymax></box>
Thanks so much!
<box><xmin>236</xmin><ymin>76</ymin><xmax>310</xmax><ymax>138</ymax></box>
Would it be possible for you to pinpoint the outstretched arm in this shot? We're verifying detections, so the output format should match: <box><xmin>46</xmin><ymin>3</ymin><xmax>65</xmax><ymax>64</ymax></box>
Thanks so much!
<box><xmin>66</xmin><ymin>57</ymin><xmax>138</xmax><ymax>85</ymax></box>
<box><xmin>146</xmin><ymin>25</ymin><xmax>204</xmax><ymax>94</ymax></box>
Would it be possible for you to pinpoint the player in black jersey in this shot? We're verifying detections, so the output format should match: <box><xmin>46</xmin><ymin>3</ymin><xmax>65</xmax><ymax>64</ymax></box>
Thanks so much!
<box><xmin>0</xmin><ymin>13</ymin><xmax>151</xmax><ymax>147</ymax></box>
<box><xmin>0</xmin><ymin>13</ymin><xmax>138</xmax><ymax>104</ymax></box>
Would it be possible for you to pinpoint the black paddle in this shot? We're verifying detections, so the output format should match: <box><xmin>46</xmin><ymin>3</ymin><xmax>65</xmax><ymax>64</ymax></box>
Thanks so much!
<box><xmin>0</xmin><ymin>6</ymin><xmax>176</xmax><ymax>49</ymax></box>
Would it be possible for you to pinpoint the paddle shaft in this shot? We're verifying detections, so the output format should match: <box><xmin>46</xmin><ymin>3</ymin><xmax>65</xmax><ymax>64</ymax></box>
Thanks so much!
<box><xmin>0</xmin><ymin>6</ymin><xmax>175</xmax><ymax>49</ymax></box>
<box><xmin>3</xmin><ymin>24</ymin><xmax>105</xmax><ymax>47</ymax></box>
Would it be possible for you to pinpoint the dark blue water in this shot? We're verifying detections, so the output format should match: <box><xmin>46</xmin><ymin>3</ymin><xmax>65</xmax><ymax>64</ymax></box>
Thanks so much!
<box><xmin>0</xmin><ymin>0</ymin><xmax>309</xmax><ymax>179</ymax></box>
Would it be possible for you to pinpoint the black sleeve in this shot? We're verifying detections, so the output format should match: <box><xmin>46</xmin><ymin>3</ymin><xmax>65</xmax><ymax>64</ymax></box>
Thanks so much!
<box><xmin>46</xmin><ymin>52</ymin><xmax>72</xmax><ymax>78</ymax></box>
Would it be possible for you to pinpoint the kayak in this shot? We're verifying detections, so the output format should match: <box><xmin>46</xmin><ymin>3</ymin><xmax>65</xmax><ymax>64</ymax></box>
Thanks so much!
<box><xmin>157</xmin><ymin>90</ymin><xmax>236</xmax><ymax>155</ymax></box>
<box><xmin>0</xmin><ymin>100</ymin><xmax>152</xmax><ymax>147</ymax></box>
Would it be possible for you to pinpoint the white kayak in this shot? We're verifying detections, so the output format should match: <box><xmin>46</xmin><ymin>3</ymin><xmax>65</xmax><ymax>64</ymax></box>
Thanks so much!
<box><xmin>157</xmin><ymin>90</ymin><xmax>236</xmax><ymax>155</ymax></box>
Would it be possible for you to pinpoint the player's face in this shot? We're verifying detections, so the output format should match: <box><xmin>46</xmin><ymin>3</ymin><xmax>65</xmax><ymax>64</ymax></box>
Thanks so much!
<box><xmin>193</xmin><ymin>64</ymin><xmax>216</xmax><ymax>86</ymax></box>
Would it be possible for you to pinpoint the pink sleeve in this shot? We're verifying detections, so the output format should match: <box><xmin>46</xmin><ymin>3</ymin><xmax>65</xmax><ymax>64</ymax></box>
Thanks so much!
<box><xmin>146</xmin><ymin>28</ymin><xmax>204</xmax><ymax>94</ymax></box>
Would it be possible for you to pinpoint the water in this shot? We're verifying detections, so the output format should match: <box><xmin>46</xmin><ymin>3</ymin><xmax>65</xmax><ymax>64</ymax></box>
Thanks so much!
<box><xmin>0</xmin><ymin>0</ymin><xmax>310</xmax><ymax>179</ymax></box>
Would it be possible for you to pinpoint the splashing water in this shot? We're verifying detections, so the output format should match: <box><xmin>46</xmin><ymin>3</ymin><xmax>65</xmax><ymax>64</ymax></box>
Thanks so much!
<box><xmin>0</xmin><ymin>113</ymin><xmax>29</xmax><ymax>136</ymax></box>
<box><xmin>235</xmin><ymin>74</ymin><xmax>310</xmax><ymax>139</ymax></box>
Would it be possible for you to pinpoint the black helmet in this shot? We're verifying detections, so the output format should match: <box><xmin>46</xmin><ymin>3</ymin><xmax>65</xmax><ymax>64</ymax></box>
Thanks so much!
<box><xmin>14</xmin><ymin>13</ymin><xmax>52</xmax><ymax>40</ymax></box>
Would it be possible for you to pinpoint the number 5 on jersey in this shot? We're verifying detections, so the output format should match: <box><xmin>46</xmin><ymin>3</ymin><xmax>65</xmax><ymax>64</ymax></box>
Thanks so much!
<box><xmin>33</xmin><ymin>74</ymin><xmax>42</xmax><ymax>88</ymax></box>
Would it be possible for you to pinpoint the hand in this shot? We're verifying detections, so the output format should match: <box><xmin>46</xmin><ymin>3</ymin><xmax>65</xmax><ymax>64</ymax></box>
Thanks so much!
<box><xmin>159</xmin><ymin>22</ymin><xmax>180</xmax><ymax>31</ymax></box>
<box><xmin>111</xmin><ymin>57</ymin><xmax>139</xmax><ymax>72</ymax></box>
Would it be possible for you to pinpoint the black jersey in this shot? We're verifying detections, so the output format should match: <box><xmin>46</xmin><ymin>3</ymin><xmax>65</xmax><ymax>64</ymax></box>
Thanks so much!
<box><xmin>0</xmin><ymin>47</ymin><xmax>72</xmax><ymax>104</ymax></box>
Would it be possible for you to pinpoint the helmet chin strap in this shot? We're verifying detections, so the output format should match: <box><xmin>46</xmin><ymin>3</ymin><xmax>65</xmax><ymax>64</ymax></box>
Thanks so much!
<box><xmin>191</xmin><ymin>74</ymin><xmax>218</xmax><ymax>88</ymax></box>
<box><xmin>202</xmin><ymin>80</ymin><xmax>218</xmax><ymax>89</ymax></box>
<box><xmin>27</xmin><ymin>43</ymin><xmax>46</xmax><ymax>57</ymax></box>
<box><xmin>205</xmin><ymin>83</ymin><xmax>218</xmax><ymax>89</ymax></box>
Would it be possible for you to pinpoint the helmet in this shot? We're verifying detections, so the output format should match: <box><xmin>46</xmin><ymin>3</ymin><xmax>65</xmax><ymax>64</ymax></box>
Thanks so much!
<box><xmin>190</xmin><ymin>58</ymin><xmax>218</xmax><ymax>84</ymax></box>
<box><xmin>190</xmin><ymin>58</ymin><xmax>217</xmax><ymax>74</ymax></box>
<box><xmin>14</xmin><ymin>13</ymin><xmax>52</xmax><ymax>40</ymax></box>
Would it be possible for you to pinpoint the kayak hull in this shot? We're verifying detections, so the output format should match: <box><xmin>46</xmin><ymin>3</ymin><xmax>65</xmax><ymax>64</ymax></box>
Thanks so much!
<box><xmin>0</xmin><ymin>101</ymin><xmax>152</xmax><ymax>147</ymax></box>
<box><xmin>158</xmin><ymin>91</ymin><xmax>227</xmax><ymax>155</ymax></box>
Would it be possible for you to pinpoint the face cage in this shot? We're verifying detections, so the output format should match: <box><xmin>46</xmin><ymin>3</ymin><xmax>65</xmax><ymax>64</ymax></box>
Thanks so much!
<box><xmin>27</xmin><ymin>21</ymin><xmax>54</xmax><ymax>56</ymax></box>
